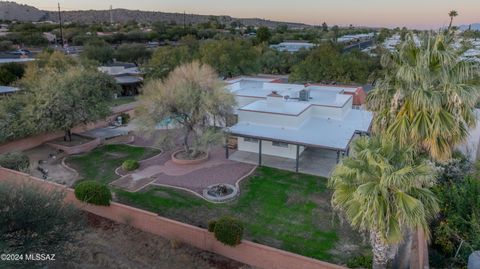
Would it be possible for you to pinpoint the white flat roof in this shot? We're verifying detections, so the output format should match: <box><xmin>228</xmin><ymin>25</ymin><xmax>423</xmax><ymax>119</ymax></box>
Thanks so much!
<box><xmin>230</xmin><ymin>80</ymin><xmax>353</xmax><ymax>107</ymax></box>
<box><xmin>240</xmin><ymin>99</ymin><xmax>310</xmax><ymax>115</ymax></box>
<box><xmin>0</xmin><ymin>58</ymin><xmax>34</xmax><ymax>64</ymax></box>
<box><xmin>228</xmin><ymin>109</ymin><xmax>373</xmax><ymax>150</ymax></box>
<box><xmin>0</xmin><ymin>86</ymin><xmax>21</xmax><ymax>94</ymax></box>
<box><xmin>227</xmin><ymin>77</ymin><xmax>277</xmax><ymax>84</ymax></box>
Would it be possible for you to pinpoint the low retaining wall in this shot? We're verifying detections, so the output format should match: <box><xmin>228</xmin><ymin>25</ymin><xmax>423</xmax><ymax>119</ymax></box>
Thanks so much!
<box><xmin>0</xmin><ymin>167</ymin><xmax>345</xmax><ymax>269</ymax></box>
<box><xmin>0</xmin><ymin>105</ymin><xmax>136</xmax><ymax>155</ymax></box>
<box><xmin>46</xmin><ymin>136</ymin><xmax>102</xmax><ymax>155</ymax></box>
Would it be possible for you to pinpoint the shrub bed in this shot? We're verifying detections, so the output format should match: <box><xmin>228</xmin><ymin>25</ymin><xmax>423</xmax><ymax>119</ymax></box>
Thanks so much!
<box><xmin>208</xmin><ymin>220</ymin><xmax>217</xmax><ymax>232</ymax></box>
<box><xmin>74</xmin><ymin>180</ymin><xmax>111</xmax><ymax>206</ymax></box>
<box><xmin>213</xmin><ymin>216</ymin><xmax>243</xmax><ymax>246</ymax></box>
<box><xmin>122</xmin><ymin>159</ymin><xmax>139</xmax><ymax>171</ymax></box>
<box><xmin>0</xmin><ymin>152</ymin><xmax>30</xmax><ymax>172</ymax></box>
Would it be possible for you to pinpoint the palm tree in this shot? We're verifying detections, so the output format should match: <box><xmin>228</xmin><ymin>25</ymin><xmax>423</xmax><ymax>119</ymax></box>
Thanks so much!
<box><xmin>367</xmin><ymin>33</ymin><xmax>480</xmax><ymax>161</ymax></box>
<box><xmin>329</xmin><ymin>136</ymin><xmax>439</xmax><ymax>268</ymax></box>
<box><xmin>448</xmin><ymin>10</ymin><xmax>458</xmax><ymax>30</ymax></box>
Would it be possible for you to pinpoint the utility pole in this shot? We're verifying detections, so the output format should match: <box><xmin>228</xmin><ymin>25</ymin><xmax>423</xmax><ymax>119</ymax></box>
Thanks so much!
<box><xmin>57</xmin><ymin>3</ymin><xmax>64</xmax><ymax>48</ymax></box>
<box><xmin>183</xmin><ymin>11</ymin><xmax>186</xmax><ymax>30</ymax></box>
<box><xmin>110</xmin><ymin>5</ymin><xmax>113</xmax><ymax>25</ymax></box>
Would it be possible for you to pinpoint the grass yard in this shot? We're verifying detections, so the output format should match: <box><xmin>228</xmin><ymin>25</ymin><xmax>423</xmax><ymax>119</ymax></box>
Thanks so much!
<box><xmin>66</xmin><ymin>144</ymin><xmax>160</xmax><ymax>184</ymax></box>
<box><xmin>116</xmin><ymin>167</ymin><xmax>368</xmax><ymax>263</ymax></box>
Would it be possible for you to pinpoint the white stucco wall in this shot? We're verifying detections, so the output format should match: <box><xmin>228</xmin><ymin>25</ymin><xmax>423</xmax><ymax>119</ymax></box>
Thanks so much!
<box><xmin>309</xmin><ymin>105</ymin><xmax>344</xmax><ymax>119</ymax></box>
<box><xmin>238</xmin><ymin>137</ymin><xmax>306</xmax><ymax>159</ymax></box>
<box><xmin>238</xmin><ymin>110</ymin><xmax>310</xmax><ymax>128</ymax></box>
<box><xmin>456</xmin><ymin>109</ymin><xmax>480</xmax><ymax>161</ymax></box>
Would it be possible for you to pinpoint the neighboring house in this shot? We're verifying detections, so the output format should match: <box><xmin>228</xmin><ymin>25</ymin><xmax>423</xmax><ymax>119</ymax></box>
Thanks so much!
<box><xmin>337</xmin><ymin>32</ymin><xmax>374</xmax><ymax>43</ymax></box>
<box><xmin>0</xmin><ymin>86</ymin><xmax>21</xmax><ymax>97</ymax></box>
<box><xmin>270</xmin><ymin>41</ymin><xmax>315</xmax><ymax>52</ymax></box>
<box><xmin>0</xmin><ymin>58</ymin><xmax>34</xmax><ymax>64</ymax></box>
<box><xmin>225</xmin><ymin>76</ymin><xmax>373</xmax><ymax>175</ymax></box>
<box><xmin>0</xmin><ymin>24</ymin><xmax>8</xmax><ymax>37</ymax></box>
<box><xmin>460</xmin><ymin>48</ymin><xmax>480</xmax><ymax>63</ymax></box>
<box><xmin>98</xmin><ymin>62</ymin><xmax>143</xmax><ymax>96</ymax></box>
<box><xmin>43</xmin><ymin>32</ymin><xmax>56</xmax><ymax>43</ymax></box>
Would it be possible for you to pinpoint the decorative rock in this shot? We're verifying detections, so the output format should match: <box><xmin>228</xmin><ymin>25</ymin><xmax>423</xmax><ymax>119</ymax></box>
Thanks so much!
<box><xmin>202</xmin><ymin>183</ymin><xmax>238</xmax><ymax>202</ymax></box>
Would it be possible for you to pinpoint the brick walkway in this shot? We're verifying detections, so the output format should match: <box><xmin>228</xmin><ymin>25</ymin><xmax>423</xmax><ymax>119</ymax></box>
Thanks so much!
<box><xmin>110</xmin><ymin>138</ymin><xmax>256</xmax><ymax>194</ymax></box>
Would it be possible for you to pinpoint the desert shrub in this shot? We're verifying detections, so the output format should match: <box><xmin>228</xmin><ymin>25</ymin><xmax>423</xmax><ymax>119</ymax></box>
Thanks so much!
<box><xmin>119</xmin><ymin>113</ymin><xmax>130</xmax><ymax>124</ymax></box>
<box><xmin>432</xmin><ymin>177</ymin><xmax>480</xmax><ymax>267</ymax></box>
<box><xmin>0</xmin><ymin>182</ymin><xmax>84</xmax><ymax>265</ymax></box>
<box><xmin>0</xmin><ymin>152</ymin><xmax>30</xmax><ymax>172</ymax></box>
<box><xmin>208</xmin><ymin>220</ymin><xmax>217</xmax><ymax>232</ymax></box>
<box><xmin>213</xmin><ymin>216</ymin><xmax>243</xmax><ymax>246</ymax></box>
<box><xmin>122</xmin><ymin>159</ymin><xmax>139</xmax><ymax>171</ymax></box>
<box><xmin>346</xmin><ymin>254</ymin><xmax>373</xmax><ymax>268</ymax></box>
<box><xmin>436</xmin><ymin>151</ymin><xmax>472</xmax><ymax>183</ymax></box>
<box><xmin>74</xmin><ymin>180</ymin><xmax>111</xmax><ymax>206</ymax></box>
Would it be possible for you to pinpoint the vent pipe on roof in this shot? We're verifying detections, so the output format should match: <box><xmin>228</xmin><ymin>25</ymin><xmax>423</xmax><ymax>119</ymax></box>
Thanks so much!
<box><xmin>299</xmin><ymin>89</ymin><xmax>310</xmax><ymax>101</ymax></box>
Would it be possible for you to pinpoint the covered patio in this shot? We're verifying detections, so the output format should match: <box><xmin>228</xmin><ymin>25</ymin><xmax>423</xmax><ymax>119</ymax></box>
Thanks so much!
<box><xmin>225</xmin><ymin>113</ymin><xmax>371</xmax><ymax>177</ymax></box>
<box><xmin>228</xmin><ymin>147</ymin><xmax>338</xmax><ymax>177</ymax></box>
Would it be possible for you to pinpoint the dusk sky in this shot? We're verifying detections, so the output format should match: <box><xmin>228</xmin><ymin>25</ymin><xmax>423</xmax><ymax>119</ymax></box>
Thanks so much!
<box><xmin>14</xmin><ymin>0</ymin><xmax>480</xmax><ymax>29</ymax></box>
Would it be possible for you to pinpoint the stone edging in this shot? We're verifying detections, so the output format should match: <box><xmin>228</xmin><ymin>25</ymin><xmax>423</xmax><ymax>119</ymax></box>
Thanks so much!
<box><xmin>61</xmin><ymin>157</ymin><xmax>79</xmax><ymax>181</ymax></box>
<box><xmin>171</xmin><ymin>150</ymin><xmax>209</xmax><ymax>165</ymax></box>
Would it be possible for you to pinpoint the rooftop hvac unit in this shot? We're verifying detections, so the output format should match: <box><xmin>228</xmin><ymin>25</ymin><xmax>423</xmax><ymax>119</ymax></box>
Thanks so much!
<box><xmin>299</xmin><ymin>89</ymin><xmax>310</xmax><ymax>101</ymax></box>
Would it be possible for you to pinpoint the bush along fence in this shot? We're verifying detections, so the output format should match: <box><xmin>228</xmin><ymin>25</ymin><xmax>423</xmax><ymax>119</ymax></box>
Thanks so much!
<box><xmin>0</xmin><ymin>167</ymin><xmax>348</xmax><ymax>269</ymax></box>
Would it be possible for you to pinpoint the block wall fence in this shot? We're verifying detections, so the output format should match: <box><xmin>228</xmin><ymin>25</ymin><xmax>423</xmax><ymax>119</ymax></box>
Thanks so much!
<box><xmin>0</xmin><ymin>167</ymin><xmax>347</xmax><ymax>269</ymax></box>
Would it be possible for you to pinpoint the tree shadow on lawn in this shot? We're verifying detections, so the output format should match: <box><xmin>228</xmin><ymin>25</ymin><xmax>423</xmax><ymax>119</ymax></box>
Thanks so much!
<box><xmin>115</xmin><ymin>166</ymin><xmax>369</xmax><ymax>263</ymax></box>
<box><xmin>66</xmin><ymin>144</ymin><xmax>161</xmax><ymax>185</ymax></box>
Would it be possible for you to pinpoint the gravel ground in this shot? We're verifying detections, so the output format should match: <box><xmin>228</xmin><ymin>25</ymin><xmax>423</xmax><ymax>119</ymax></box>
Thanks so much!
<box><xmin>50</xmin><ymin>214</ymin><xmax>254</xmax><ymax>269</ymax></box>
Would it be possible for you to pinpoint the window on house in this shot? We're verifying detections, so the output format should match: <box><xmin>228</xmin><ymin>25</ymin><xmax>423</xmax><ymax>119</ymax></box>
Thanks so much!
<box><xmin>244</xmin><ymin>137</ymin><xmax>259</xmax><ymax>143</ymax></box>
<box><xmin>272</xmin><ymin>141</ymin><xmax>289</xmax><ymax>148</ymax></box>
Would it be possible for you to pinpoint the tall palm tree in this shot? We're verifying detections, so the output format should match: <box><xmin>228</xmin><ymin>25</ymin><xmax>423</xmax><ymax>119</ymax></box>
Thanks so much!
<box><xmin>329</xmin><ymin>136</ymin><xmax>439</xmax><ymax>268</ymax></box>
<box><xmin>367</xmin><ymin>33</ymin><xmax>480</xmax><ymax>161</ymax></box>
<box><xmin>448</xmin><ymin>10</ymin><xmax>458</xmax><ymax>30</ymax></box>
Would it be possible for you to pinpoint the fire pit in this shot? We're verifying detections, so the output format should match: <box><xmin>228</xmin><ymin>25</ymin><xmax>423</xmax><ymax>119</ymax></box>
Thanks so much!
<box><xmin>202</xmin><ymin>183</ymin><xmax>238</xmax><ymax>202</ymax></box>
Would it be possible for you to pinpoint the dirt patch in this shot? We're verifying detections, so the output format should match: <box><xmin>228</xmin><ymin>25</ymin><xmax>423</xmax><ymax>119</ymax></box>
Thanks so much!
<box><xmin>53</xmin><ymin>214</ymin><xmax>253</xmax><ymax>269</ymax></box>
<box><xmin>49</xmin><ymin>134</ymin><xmax>94</xmax><ymax>147</ymax></box>
<box><xmin>23</xmin><ymin>145</ymin><xmax>78</xmax><ymax>187</ymax></box>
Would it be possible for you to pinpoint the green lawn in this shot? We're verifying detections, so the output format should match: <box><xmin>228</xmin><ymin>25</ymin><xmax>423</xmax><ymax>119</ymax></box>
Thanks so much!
<box><xmin>66</xmin><ymin>144</ymin><xmax>160</xmax><ymax>184</ymax></box>
<box><xmin>116</xmin><ymin>167</ymin><xmax>366</xmax><ymax>262</ymax></box>
<box><xmin>108</xmin><ymin>96</ymin><xmax>137</xmax><ymax>107</ymax></box>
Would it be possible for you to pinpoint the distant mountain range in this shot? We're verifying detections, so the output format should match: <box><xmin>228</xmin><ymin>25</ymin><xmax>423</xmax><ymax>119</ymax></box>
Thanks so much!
<box><xmin>459</xmin><ymin>23</ymin><xmax>480</xmax><ymax>31</ymax></box>
<box><xmin>0</xmin><ymin>1</ymin><xmax>310</xmax><ymax>28</ymax></box>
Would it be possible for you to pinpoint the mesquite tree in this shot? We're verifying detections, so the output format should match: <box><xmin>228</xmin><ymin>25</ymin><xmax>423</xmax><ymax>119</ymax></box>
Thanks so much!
<box><xmin>136</xmin><ymin>61</ymin><xmax>235</xmax><ymax>158</ymax></box>
<box><xmin>26</xmin><ymin>67</ymin><xmax>119</xmax><ymax>141</ymax></box>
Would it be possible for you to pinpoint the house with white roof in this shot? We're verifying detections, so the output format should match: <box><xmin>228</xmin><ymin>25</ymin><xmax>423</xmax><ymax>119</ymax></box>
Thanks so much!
<box><xmin>224</xmin><ymin>76</ymin><xmax>372</xmax><ymax>176</ymax></box>
<box><xmin>270</xmin><ymin>42</ymin><xmax>316</xmax><ymax>53</ymax></box>
<box><xmin>460</xmin><ymin>48</ymin><xmax>480</xmax><ymax>63</ymax></box>
<box><xmin>98</xmin><ymin>62</ymin><xmax>143</xmax><ymax>96</ymax></box>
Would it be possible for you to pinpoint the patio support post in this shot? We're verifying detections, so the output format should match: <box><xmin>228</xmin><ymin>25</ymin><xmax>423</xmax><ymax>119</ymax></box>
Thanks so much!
<box><xmin>295</xmin><ymin>144</ymin><xmax>300</xmax><ymax>173</ymax></box>
<box><xmin>258</xmin><ymin>139</ymin><xmax>262</xmax><ymax>166</ymax></box>
<box><xmin>225</xmin><ymin>135</ymin><xmax>229</xmax><ymax>159</ymax></box>
<box><xmin>336</xmin><ymin>150</ymin><xmax>340</xmax><ymax>163</ymax></box>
